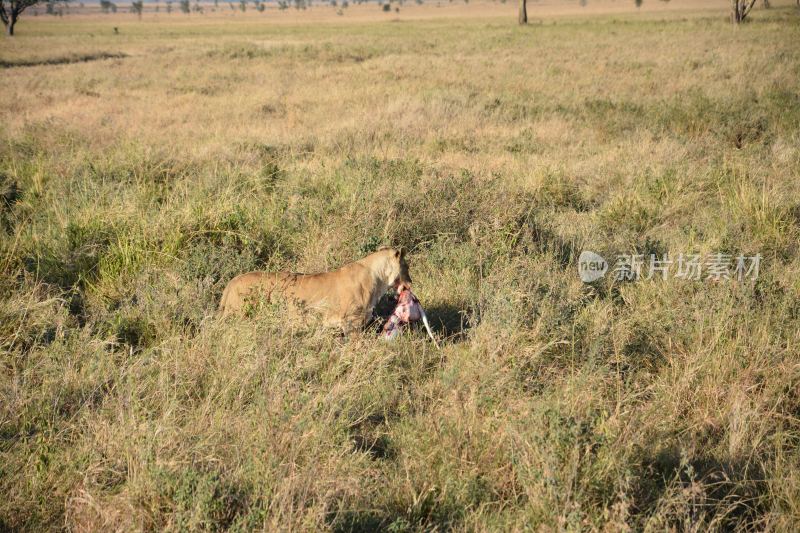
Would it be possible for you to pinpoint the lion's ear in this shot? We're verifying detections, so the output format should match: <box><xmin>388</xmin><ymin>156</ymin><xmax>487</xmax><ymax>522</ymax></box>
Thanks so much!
<box><xmin>397</xmin><ymin>247</ymin><xmax>406</xmax><ymax>259</ymax></box>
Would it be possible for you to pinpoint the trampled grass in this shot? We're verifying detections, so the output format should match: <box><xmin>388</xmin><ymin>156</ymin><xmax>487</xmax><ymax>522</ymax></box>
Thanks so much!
<box><xmin>1</xmin><ymin>1</ymin><xmax>800</xmax><ymax>531</ymax></box>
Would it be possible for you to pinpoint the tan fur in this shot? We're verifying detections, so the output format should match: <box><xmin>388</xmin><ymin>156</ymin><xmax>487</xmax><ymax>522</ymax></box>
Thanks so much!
<box><xmin>218</xmin><ymin>247</ymin><xmax>411</xmax><ymax>333</ymax></box>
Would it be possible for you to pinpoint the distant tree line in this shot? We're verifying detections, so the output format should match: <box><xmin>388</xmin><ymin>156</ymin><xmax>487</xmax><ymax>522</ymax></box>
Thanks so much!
<box><xmin>0</xmin><ymin>0</ymin><xmax>794</xmax><ymax>37</ymax></box>
<box><xmin>518</xmin><ymin>0</ymin><xmax>784</xmax><ymax>26</ymax></box>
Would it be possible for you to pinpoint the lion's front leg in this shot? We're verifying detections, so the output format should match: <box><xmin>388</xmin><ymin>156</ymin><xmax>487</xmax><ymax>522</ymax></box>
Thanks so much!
<box><xmin>340</xmin><ymin>317</ymin><xmax>363</xmax><ymax>335</ymax></box>
<box><xmin>339</xmin><ymin>307</ymin><xmax>368</xmax><ymax>336</ymax></box>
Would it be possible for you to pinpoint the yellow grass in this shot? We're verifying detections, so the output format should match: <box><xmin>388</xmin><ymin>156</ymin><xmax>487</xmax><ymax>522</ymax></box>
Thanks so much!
<box><xmin>1</xmin><ymin>1</ymin><xmax>799</xmax><ymax>531</ymax></box>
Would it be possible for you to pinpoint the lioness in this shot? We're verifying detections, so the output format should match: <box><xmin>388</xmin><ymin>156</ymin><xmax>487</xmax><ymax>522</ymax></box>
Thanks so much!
<box><xmin>218</xmin><ymin>247</ymin><xmax>412</xmax><ymax>334</ymax></box>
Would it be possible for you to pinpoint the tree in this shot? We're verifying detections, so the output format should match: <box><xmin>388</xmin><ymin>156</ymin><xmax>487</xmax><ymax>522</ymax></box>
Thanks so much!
<box><xmin>100</xmin><ymin>0</ymin><xmax>117</xmax><ymax>13</ymax></box>
<box><xmin>518</xmin><ymin>0</ymin><xmax>526</xmax><ymax>24</ymax></box>
<box><xmin>131</xmin><ymin>0</ymin><xmax>143</xmax><ymax>18</ymax></box>
<box><xmin>731</xmin><ymin>0</ymin><xmax>756</xmax><ymax>24</ymax></box>
<box><xmin>1</xmin><ymin>0</ymin><xmax>61</xmax><ymax>35</ymax></box>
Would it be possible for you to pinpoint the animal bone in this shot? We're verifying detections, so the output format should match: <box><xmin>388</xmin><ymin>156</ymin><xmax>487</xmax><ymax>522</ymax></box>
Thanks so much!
<box><xmin>382</xmin><ymin>288</ymin><xmax>439</xmax><ymax>348</ymax></box>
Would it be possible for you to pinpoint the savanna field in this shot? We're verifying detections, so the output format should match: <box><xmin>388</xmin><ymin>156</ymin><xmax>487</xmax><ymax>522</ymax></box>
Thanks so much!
<box><xmin>1</xmin><ymin>0</ymin><xmax>800</xmax><ymax>530</ymax></box>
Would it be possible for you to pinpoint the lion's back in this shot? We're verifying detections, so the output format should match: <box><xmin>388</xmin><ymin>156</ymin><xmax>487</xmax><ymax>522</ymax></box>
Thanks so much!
<box><xmin>219</xmin><ymin>264</ymin><xmax>373</xmax><ymax>324</ymax></box>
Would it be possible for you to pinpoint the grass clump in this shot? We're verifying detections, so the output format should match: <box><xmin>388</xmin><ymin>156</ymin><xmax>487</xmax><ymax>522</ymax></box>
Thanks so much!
<box><xmin>1</xmin><ymin>3</ymin><xmax>800</xmax><ymax>531</ymax></box>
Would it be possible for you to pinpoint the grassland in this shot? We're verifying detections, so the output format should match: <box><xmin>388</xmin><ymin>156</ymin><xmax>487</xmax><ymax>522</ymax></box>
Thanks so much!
<box><xmin>1</xmin><ymin>1</ymin><xmax>800</xmax><ymax>531</ymax></box>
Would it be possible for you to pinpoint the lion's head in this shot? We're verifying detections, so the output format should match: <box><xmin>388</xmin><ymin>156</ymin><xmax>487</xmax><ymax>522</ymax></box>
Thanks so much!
<box><xmin>378</xmin><ymin>246</ymin><xmax>412</xmax><ymax>291</ymax></box>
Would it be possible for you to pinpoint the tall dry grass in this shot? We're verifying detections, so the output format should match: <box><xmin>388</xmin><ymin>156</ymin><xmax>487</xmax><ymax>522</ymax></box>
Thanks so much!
<box><xmin>1</xmin><ymin>2</ymin><xmax>799</xmax><ymax>531</ymax></box>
